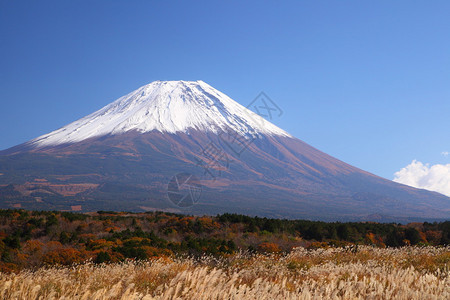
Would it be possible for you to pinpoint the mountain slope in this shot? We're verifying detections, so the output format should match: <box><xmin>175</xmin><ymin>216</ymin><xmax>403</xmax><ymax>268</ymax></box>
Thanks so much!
<box><xmin>0</xmin><ymin>81</ymin><xmax>448</xmax><ymax>221</ymax></box>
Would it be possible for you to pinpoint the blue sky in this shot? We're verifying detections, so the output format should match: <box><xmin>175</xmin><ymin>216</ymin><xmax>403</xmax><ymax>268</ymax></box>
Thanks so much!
<box><xmin>1</xmin><ymin>1</ymin><xmax>449</xmax><ymax>181</ymax></box>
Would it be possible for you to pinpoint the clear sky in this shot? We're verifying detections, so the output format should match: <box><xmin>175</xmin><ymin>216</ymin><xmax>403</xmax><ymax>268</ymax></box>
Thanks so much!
<box><xmin>1</xmin><ymin>1</ymin><xmax>449</xmax><ymax>183</ymax></box>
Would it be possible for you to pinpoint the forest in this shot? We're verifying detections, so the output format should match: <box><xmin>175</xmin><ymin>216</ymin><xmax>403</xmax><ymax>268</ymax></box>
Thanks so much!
<box><xmin>0</xmin><ymin>209</ymin><xmax>449</xmax><ymax>273</ymax></box>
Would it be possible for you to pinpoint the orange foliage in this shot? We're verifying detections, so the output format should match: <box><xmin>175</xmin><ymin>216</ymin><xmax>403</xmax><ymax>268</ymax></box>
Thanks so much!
<box><xmin>198</xmin><ymin>216</ymin><xmax>221</xmax><ymax>230</ymax></box>
<box><xmin>179</xmin><ymin>217</ymin><xmax>194</xmax><ymax>228</ymax></box>
<box><xmin>0</xmin><ymin>262</ymin><xmax>18</xmax><ymax>273</ymax></box>
<box><xmin>126</xmin><ymin>237</ymin><xmax>146</xmax><ymax>243</ymax></box>
<box><xmin>103</xmin><ymin>219</ymin><xmax>113</xmax><ymax>227</ymax></box>
<box><xmin>419</xmin><ymin>231</ymin><xmax>427</xmax><ymax>243</ymax></box>
<box><xmin>105</xmin><ymin>226</ymin><xmax>121</xmax><ymax>232</ymax></box>
<box><xmin>23</xmin><ymin>240</ymin><xmax>44</xmax><ymax>253</ymax></box>
<box><xmin>89</xmin><ymin>239</ymin><xmax>115</xmax><ymax>250</ymax></box>
<box><xmin>42</xmin><ymin>248</ymin><xmax>87</xmax><ymax>265</ymax></box>
<box><xmin>141</xmin><ymin>246</ymin><xmax>173</xmax><ymax>258</ymax></box>
<box><xmin>365</xmin><ymin>232</ymin><xmax>376</xmax><ymax>244</ymax></box>
<box><xmin>79</xmin><ymin>233</ymin><xmax>96</xmax><ymax>240</ymax></box>
<box><xmin>258</xmin><ymin>242</ymin><xmax>281</xmax><ymax>253</ymax></box>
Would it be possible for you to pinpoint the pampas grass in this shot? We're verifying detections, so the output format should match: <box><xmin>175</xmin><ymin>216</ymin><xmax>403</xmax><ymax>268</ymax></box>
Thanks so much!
<box><xmin>1</xmin><ymin>246</ymin><xmax>448</xmax><ymax>299</ymax></box>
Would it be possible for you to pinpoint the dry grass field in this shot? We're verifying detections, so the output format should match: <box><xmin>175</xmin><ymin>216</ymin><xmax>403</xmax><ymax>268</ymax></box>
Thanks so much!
<box><xmin>0</xmin><ymin>246</ymin><xmax>448</xmax><ymax>299</ymax></box>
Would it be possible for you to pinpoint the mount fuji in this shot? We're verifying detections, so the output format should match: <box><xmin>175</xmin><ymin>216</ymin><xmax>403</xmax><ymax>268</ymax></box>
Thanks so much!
<box><xmin>0</xmin><ymin>80</ymin><xmax>448</xmax><ymax>221</ymax></box>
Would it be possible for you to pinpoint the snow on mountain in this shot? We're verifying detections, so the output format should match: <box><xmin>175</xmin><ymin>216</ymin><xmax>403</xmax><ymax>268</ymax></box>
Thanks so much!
<box><xmin>30</xmin><ymin>81</ymin><xmax>291</xmax><ymax>147</ymax></box>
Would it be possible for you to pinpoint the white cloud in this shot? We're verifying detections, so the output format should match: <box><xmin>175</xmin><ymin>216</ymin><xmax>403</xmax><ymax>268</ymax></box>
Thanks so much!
<box><xmin>442</xmin><ymin>151</ymin><xmax>449</xmax><ymax>157</ymax></box>
<box><xmin>393</xmin><ymin>160</ymin><xmax>450</xmax><ymax>197</ymax></box>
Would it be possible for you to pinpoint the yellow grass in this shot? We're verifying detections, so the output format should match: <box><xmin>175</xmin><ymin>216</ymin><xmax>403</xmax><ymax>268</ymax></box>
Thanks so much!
<box><xmin>0</xmin><ymin>246</ymin><xmax>449</xmax><ymax>299</ymax></box>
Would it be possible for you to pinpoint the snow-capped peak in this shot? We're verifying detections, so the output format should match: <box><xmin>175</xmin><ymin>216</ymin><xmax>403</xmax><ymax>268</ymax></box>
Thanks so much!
<box><xmin>30</xmin><ymin>80</ymin><xmax>291</xmax><ymax>147</ymax></box>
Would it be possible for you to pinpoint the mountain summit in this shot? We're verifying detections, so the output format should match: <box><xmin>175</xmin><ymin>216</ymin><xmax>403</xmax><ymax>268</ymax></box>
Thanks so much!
<box><xmin>30</xmin><ymin>81</ymin><xmax>289</xmax><ymax>148</ymax></box>
<box><xmin>0</xmin><ymin>81</ymin><xmax>449</xmax><ymax>221</ymax></box>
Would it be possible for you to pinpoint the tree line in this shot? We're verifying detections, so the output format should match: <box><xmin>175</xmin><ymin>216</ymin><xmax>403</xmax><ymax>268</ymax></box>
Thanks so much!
<box><xmin>0</xmin><ymin>209</ymin><xmax>448</xmax><ymax>272</ymax></box>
